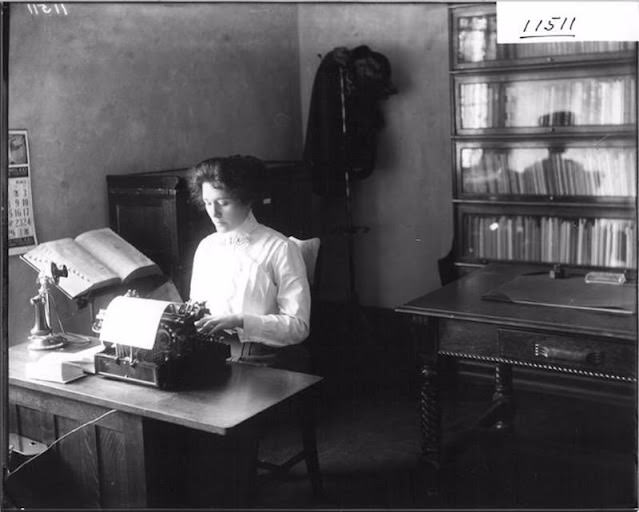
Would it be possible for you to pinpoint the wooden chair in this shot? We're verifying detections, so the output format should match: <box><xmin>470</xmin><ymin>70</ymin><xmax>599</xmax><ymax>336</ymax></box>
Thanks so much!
<box><xmin>255</xmin><ymin>237</ymin><xmax>324</xmax><ymax>499</ymax></box>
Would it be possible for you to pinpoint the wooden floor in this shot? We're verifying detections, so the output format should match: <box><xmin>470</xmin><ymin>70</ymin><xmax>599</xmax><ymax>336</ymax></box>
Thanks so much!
<box><xmin>256</xmin><ymin>303</ymin><xmax>638</xmax><ymax>510</ymax></box>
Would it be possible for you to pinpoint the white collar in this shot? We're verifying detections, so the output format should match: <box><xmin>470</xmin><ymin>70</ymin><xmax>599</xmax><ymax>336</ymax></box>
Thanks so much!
<box><xmin>216</xmin><ymin>210</ymin><xmax>259</xmax><ymax>246</ymax></box>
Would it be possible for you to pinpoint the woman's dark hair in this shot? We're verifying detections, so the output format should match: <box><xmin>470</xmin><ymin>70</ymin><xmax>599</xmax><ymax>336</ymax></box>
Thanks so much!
<box><xmin>189</xmin><ymin>155</ymin><xmax>266</xmax><ymax>208</ymax></box>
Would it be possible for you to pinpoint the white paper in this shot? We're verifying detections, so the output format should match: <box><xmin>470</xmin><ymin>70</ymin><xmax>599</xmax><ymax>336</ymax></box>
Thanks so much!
<box><xmin>99</xmin><ymin>296</ymin><xmax>172</xmax><ymax>349</ymax></box>
<box><xmin>34</xmin><ymin>343</ymin><xmax>106</xmax><ymax>364</ymax></box>
<box><xmin>497</xmin><ymin>2</ymin><xmax>639</xmax><ymax>43</ymax></box>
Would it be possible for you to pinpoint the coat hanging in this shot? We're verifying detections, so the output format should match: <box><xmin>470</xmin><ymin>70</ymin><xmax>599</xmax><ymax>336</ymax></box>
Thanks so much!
<box><xmin>303</xmin><ymin>45</ymin><xmax>397</xmax><ymax>197</ymax></box>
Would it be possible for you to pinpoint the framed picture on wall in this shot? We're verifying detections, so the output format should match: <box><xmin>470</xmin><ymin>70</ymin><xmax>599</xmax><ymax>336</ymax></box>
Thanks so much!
<box><xmin>9</xmin><ymin>130</ymin><xmax>29</xmax><ymax>167</ymax></box>
<box><xmin>8</xmin><ymin>129</ymin><xmax>37</xmax><ymax>256</ymax></box>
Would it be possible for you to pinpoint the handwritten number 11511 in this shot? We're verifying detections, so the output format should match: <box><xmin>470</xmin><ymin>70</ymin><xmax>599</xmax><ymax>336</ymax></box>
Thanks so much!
<box><xmin>27</xmin><ymin>4</ymin><xmax>68</xmax><ymax>16</ymax></box>
<box><xmin>521</xmin><ymin>16</ymin><xmax>576</xmax><ymax>39</ymax></box>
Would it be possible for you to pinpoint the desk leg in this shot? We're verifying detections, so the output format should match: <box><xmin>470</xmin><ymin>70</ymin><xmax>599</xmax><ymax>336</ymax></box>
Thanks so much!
<box><xmin>492</xmin><ymin>363</ymin><xmax>514</xmax><ymax>431</ymax></box>
<box><xmin>183</xmin><ymin>426</ymin><xmax>258</xmax><ymax>508</ymax></box>
<box><xmin>420</xmin><ymin>361</ymin><xmax>441</xmax><ymax>471</ymax></box>
<box><xmin>412</xmin><ymin>316</ymin><xmax>441</xmax><ymax>497</ymax></box>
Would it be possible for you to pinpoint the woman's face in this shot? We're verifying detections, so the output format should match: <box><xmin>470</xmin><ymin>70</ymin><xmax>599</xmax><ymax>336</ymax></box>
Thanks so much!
<box><xmin>201</xmin><ymin>181</ymin><xmax>251</xmax><ymax>233</ymax></box>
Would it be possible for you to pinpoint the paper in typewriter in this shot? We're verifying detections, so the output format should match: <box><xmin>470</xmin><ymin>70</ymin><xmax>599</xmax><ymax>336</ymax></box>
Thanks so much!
<box><xmin>99</xmin><ymin>296</ymin><xmax>173</xmax><ymax>349</ymax></box>
<box><xmin>482</xmin><ymin>274</ymin><xmax>637</xmax><ymax>315</ymax></box>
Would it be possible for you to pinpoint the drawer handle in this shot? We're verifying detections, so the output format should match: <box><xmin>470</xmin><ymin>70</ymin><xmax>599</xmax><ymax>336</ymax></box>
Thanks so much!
<box><xmin>534</xmin><ymin>344</ymin><xmax>604</xmax><ymax>365</ymax></box>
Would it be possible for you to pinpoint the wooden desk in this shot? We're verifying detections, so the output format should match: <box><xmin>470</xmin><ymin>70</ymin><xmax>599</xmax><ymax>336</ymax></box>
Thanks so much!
<box><xmin>396</xmin><ymin>264</ymin><xmax>637</xmax><ymax>483</ymax></box>
<box><xmin>7</xmin><ymin>342</ymin><xmax>322</xmax><ymax>508</ymax></box>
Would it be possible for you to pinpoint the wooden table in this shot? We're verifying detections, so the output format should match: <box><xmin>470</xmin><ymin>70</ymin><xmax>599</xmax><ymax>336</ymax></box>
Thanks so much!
<box><xmin>7</xmin><ymin>342</ymin><xmax>322</xmax><ymax>508</ymax></box>
<box><xmin>396</xmin><ymin>263</ymin><xmax>637</xmax><ymax>491</ymax></box>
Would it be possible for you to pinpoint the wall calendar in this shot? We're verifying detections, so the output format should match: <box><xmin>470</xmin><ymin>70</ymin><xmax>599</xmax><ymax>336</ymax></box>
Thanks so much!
<box><xmin>8</xmin><ymin>129</ymin><xmax>37</xmax><ymax>256</ymax></box>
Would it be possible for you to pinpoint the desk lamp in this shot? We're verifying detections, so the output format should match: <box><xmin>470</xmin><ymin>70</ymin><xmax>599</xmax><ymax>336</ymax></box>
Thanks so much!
<box><xmin>27</xmin><ymin>262</ymin><xmax>69</xmax><ymax>350</ymax></box>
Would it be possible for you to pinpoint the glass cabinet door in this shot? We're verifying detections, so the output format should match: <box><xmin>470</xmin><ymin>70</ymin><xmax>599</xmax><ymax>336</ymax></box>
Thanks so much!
<box><xmin>453</xmin><ymin>7</ymin><xmax>635</xmax><ymax>68</ymax></box>
<box><xmin>457</xmin><ymin>141</ymin><xmax>637</xmax><ymax>198</ymax></box>
<box><xmin>450</xmin><ymin>5</ymin><xmax>637</xmax><ymax>272</ymax></box>
<box><xmin>456</xmin><ymin>70</ymin><xmax>636</xmax><ymax>132</ymax></box>
<box><xmin>461</xmin><ymin>212</ymin><xmax>636</xmax><ymax>268</ymax></box>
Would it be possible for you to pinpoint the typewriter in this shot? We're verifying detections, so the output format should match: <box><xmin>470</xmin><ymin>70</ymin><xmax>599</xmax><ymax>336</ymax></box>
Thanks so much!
<box><xmin>92</xmin><ymin>295</ymin><xmax>231</xmax><ymax>390</ymax></box>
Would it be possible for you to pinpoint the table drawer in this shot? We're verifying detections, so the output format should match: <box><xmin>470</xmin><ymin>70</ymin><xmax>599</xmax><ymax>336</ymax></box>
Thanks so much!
<box><xmin>498</xmin><ymin>329</ymin><xmax>636</xmax><ymax>379</ymax></box>
<box><xmin>439</xmin><ymin>321</ymin><xmax>499</xmax><ymax>358</ymax></box>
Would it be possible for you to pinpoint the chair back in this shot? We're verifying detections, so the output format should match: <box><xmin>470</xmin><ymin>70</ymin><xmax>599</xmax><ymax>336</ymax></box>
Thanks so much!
<box><xmin>289</xmin><ymin>237</ymin><xmax>321</xmax><ymax>292</ymax></box>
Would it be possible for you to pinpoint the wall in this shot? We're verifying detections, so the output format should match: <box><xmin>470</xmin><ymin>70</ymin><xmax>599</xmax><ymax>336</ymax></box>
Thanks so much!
<box><xmin>8</xmin><ymin>3</ymin><xmax>302</xmax><ymax>343</ymax></box>
<box><xmin>298</xmin><ymin>4</ymin><xmax>453</xmax><ymax>308</ymax></box>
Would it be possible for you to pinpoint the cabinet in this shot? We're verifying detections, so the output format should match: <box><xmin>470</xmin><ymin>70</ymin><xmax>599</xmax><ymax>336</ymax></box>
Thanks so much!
<box><xmin>449</xmin><ymin>4</ymin><xmax>637</xmax><ymax>272</ymax></box>
<box><xmin>107</xmin><ymin>161</ymin><xmax>312</xmax><ymax>299</ymax></box>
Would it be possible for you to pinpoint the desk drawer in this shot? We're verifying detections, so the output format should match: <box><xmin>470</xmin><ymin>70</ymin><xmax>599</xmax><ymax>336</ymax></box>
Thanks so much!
<box><xmin>498</xmin><ymin>329</ymin><xmax>636</xmax><ymax>379</ymax></box>
<box><xmin>439</xmin><ymin>321</ymin><xmax>499</xmax><ymax>358</ymax></box>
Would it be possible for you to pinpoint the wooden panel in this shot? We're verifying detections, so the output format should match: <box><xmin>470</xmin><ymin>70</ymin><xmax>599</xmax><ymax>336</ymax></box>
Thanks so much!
<box><xmin>111</xmin><ymin>197</ymin><xmax>178</xmax><ymax>275</ymax></box>
<box><xmin>122</xmin><ymin>414</ymin><xmax>148</xmax><ymax>507</ymax></box>
<box><xmin>55</xmin><ymin>416</ymin><xmax>101</xmax><ymax>507</ymax></box>
<box><xmin>96</xmin><ymin>424</ymin><xmax>129</xmax><ymax>508</ymax></box>
<box><xmin>439</xmin><ymin>319</ymin><xmax>499</xmax><ymax>358</ymax></box>
<box><xmin>13</xmin><ymin>405</ymin><xmax>56</xmax><ymax>444</ymax></box>
<box><xmin>9</xmin><ymin>385</ymin><xmax>148</xmax><ymax>507</ymax></box>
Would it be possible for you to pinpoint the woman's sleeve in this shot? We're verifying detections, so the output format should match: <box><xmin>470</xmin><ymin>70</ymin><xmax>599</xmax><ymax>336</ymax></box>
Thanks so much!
<box><xmin>240</xmin><ymin>240</ymin><xmax>311</xmax><ymax>347</ymax></box>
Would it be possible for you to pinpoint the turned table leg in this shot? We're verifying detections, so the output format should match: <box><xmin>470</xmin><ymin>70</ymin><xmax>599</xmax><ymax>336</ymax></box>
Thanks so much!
<box><xmin>492</xmin><ymin>362</ymin><xmax>514</xmax><ymax>431</ymax></box>
<box><xmin>420</xmin><ymin>361</ymin><xmax>441</xmax><ymax>470</ymax></box>
<box><xmin>412</xmin><ymin>315</ymin><xmax>442</xmax><ymax>498</ymax></box>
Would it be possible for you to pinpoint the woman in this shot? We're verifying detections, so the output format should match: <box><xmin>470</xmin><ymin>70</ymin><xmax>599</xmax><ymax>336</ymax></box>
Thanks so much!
<box><xmin>188</xmin><ymin>155</ymin><xmax>311</xmax><ymax>371</ymax></box>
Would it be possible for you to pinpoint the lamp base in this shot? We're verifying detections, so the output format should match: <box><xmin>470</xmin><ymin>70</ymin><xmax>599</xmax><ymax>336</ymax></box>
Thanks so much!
<box><xmin>27</xmin><ymin>333</ymin><xmax>67</xmax><ymax>351</ymax></box>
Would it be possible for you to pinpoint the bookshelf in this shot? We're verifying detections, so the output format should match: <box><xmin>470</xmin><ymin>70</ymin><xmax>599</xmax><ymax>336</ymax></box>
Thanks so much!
<box><xmin>449</xmin><ymin>4</ymin><xmax>638</xmax><ymax>272</ymax></box>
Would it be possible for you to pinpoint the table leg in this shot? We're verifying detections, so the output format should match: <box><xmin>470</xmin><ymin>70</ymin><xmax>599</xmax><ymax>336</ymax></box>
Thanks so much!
<box><xmin>419</xmin><ymin>361</ymin><xmax>441</xmax><ymax>470</ymax></box>
<box><xmin>183</xmin><ymin>426</ymin><xmax>258</xmax><ymax>508</ymax></box>
<box><xmin>412</xmin><ymin>314</ymin><xmax>442</xmax><ymax>498</ymax></box>
<box><xmin>407</xmin><ymin>314</ymin><xmax>445</xmax><ymax>503</ymax></box>
<box><xmin>492</xmin><ymin>362</ymin><xmax>514</xmax><ymax>431</ymax></box>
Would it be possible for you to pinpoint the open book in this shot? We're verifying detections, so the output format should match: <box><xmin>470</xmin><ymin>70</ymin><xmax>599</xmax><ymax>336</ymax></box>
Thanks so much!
<box><xmin>22</xmin><ymin>228</ymin><xmax>161</xmax><ymax>299</ymax></box>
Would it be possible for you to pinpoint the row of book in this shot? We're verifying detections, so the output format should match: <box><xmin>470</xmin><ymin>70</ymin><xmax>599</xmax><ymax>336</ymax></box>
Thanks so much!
<box><xmin>456</xmin><ymin>14</ymin><xmax>634</xmax><ymax>64</ymax></box>
<box><xmin>464</xmin><ymin>215</ymin><xmax>637</xmax><ymax>268</ymax></box>
<box><xmin>460</xmin><ymin>76</ymin><xmax>636</xmax><ymax>129</ymax></box>
<box><xmin>461</xmin><ymin>148</ymin><xmax>636</xmax><ymax>196</ymax></box>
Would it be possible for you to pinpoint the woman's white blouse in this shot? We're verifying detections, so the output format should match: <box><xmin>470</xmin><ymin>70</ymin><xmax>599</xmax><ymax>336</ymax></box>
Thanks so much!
<box><xmin>189</xmin><ymin>211</ymin><xmax>311</xmax><ymax>347</ymax></box>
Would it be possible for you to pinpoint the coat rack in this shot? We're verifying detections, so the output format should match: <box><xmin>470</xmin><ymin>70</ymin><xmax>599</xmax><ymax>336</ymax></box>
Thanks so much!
<box><xmin>337</xmin><ymin>66</ymin><xmax>370</xmax><ymax>309</ymax></box>
<box><xmin>304</xmin><ymin>46</ymin><xmax>396</xmax><ymax>347</ymax></box>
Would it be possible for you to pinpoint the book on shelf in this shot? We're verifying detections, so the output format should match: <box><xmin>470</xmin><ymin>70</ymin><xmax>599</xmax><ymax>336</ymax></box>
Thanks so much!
<box><xmin>461</xmin><ymin>144</ymin><xmax>635</xmax><ymax>198</ymax></box>
<box><xmin>465</xmin><ymin>214</ymin><xmax>636</xmax><ymax>269</ymax></box>
<box><xmin>22</xmin><ymin>228</ymin><xmax>162</xmax><ymax>299</ymax></box>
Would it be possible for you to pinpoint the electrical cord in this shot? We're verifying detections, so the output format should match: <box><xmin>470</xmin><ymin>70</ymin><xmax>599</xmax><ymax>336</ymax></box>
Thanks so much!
<box><xmin>48</xmin><ymin>292</ymin><xmax>92</xmax><ymax>345</ymax></box>
<box><xmin>7</xmin><ymin>409</ymin><xmax>117</xmax><ymax>477</ymax></box>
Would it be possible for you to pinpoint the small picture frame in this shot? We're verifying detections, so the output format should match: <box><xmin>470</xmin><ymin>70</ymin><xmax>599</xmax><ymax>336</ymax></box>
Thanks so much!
<box><xmin>9</xmin><ymin>130</ymin><xmax>29</xmax><ymax>167</ymax></box>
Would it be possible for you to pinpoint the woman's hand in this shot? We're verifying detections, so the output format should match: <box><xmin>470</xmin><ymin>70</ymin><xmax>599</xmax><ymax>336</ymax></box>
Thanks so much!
<box><xmin>194</xmin><ymin>314</ymin><xmax>244</xmax><ymax>336</ymax></box>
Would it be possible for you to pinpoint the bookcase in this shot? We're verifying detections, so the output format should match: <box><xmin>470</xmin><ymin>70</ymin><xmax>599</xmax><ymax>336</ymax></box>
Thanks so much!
<box><xmin>449</xmin><ymin>4</ymin><xmax>637</xmax><ymax>273</ymax></box>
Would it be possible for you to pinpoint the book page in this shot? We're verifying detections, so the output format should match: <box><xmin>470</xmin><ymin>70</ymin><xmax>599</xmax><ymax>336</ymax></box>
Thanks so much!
<box><xmin>22</xmin><ymin>239</ymin><xmax>120</xmax><ymax>298</ymax></box>
<box><xmin>75</xmin><ymin>228</ymin><xmax>160</xmax><ymax>282</ymax></box>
